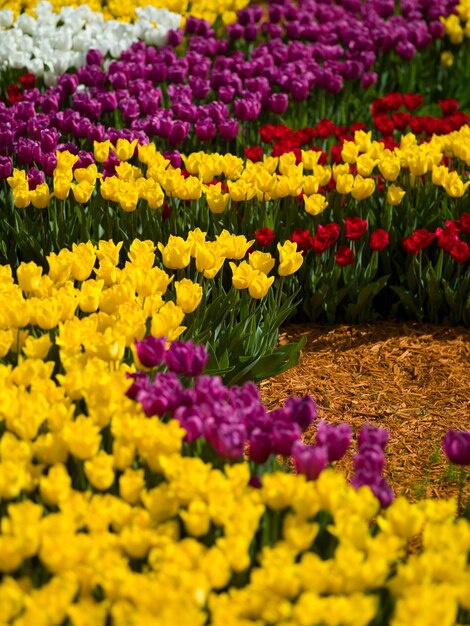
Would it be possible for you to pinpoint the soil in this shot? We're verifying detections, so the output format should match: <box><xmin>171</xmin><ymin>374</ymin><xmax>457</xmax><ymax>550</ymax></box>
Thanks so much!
<box><xmin>260</xmin><ymin>322</ymin><xmax>470</xmax><ymax>503</ymax></box>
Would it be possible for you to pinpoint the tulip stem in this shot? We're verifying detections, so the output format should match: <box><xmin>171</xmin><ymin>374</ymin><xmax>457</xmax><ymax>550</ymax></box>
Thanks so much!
<box><xmin>457</xmin><ymin>466</ymin><xmax>466</xmax><ymax>517</ymax></box>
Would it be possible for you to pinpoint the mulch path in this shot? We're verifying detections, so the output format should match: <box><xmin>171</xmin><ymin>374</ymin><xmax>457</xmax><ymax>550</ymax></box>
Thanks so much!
<box><xmin>260</xmin><ymin>322</ymin><xmax>470</xmax><ymax>503</ymax></box>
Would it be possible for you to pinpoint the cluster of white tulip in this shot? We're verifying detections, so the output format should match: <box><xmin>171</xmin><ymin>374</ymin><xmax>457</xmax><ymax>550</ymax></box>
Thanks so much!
<box><xmin>0</xmin><ymin>1</ymin><xmax>181</xmax><ymax>84</ymax></box>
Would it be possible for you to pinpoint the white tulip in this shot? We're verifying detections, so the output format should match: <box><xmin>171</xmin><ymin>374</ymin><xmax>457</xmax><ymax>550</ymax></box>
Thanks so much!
<box><xmin>0</xmin><ymin>9</ymin><xmax>14</xmax><ymax>28</ymax></box>
<box><xmin>0</xmin><ymin>1</ymin><xmax>182</xmax><ymax>78</ymax></box>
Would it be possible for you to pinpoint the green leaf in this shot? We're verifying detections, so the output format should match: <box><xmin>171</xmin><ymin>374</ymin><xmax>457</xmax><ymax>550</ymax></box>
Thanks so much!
<box><xmin>390</xmin><ymin>285</ymin><xmax>423</xmax><ymax>319</ymax></box>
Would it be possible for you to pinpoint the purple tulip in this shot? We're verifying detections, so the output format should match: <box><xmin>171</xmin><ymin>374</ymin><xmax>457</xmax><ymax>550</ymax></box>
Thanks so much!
<box><xmin>125</xmin><ymin>371</ymin><xmax>150</xmax><ymax>400</ymax></box>
<box><xmin>269</xmin><ymin>93</ymin><xmax>289</xmax><ymax>115</ymax></box>
<box><xmin>442</xmin><ymin>430</ymin><xmax>470</xmax><ymax>466</ymax></box>
<box><xmin>284</xmin><ymin>395</ymin><xmax>318</xmax><ymax>431</ymax></box>
<box><xmin>168</xmin><ymin>29</ymin><xmax>184</xmax><ymax>47</ymax></box>
<box><xmin>165</xmin><ymin>340</ymin><xmax>209</xmax><ymax>377</ymax></box>
<box><xmin>174</xmin><ymin>405</ymin><xmax>204</xmax><ymax>442</ymax></box>
<box><xmin>135</xmin><ymin>336</ymin><xmax>166</xmax><ymax>368</ymax></box>
<box><xmin>195</xmin><ymin>119</ymin><xmax>216</xmax><ymax>142</ymax></box>
<box><xmin>209</xmin><ymin>422</ymin><xmax>247</xmax><ymax>460</ymax></box>
<box><xmin>234</xmin><ymin>97</ymin><xmax>261</xmax><ymax>121</ymax></box>
<box><xmin>0</xmin><ymin>156</ymin><xmax>12</xmax><ymax>179</ymax></box>
<box><xmin>16</xmin><ymin>139</ymin><xmax>40</xmax><ymax>165</ymax></box>
<box><xmin>137</xmin><ymin>372</ymin><xmax>183</xmax><ymax>417</ymax></box>
<box><xmin>40</xmin><ymin>152</ymin><xmax>58</xmax><ymax>177</ymax></box>
<box><xmin>271</xmin><ymin>421</ymin><xmax>302</xmax><ymax>456</ymax></box>
<box><xmin>218</xmin><ymin>119</ymin><xmax>238</xmax><ymax>141</ymax></box>
<box><xmin>86</xmin><ymin>49</ymin><xmax>103</xmax><ymax>66</ymax></box>
<box><xmin>357</xmin><ymin>423</ymin><xmax>389</xmax><ymax>450</ymax></box>
<box><xmin>163</xmin><ymin>150</ymin><xmax>182</xmax><ymax>168</ymax></box>
<box><xmin>316</xmin><ymin>421</ymin><xmax>352</xmax><ymax>462</ymax></box>
<box><xmin>249</xmin><ymin>427</ymin><xmax>273</xmax><ymax>463</ymax></box>
<box><xmin>27</xmin><ymin>168</ymin><xmax>45</xmax><ymax>191</ymax></box>
<box><xmin>168</xmin><ymin>120</ymin><xmax>190</xmax><ymax>145</ymax></box>
<box><xmin>353</xmin><ymin>444</ymin><xmax>386</xmax><ymax>475</ymax></box>
<box><xmin>292</xmin><ymin>441</ymin><xmax>329</xmax><ymax>480</ymax></box>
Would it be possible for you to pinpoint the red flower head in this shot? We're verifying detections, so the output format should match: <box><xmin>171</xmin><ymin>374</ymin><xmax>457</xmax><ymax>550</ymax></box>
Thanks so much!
<box><xmin>289</xmin><ymin>228</ymin><xmax>314</xmax><ymax>254</ymax></box>
<box><xmin>335</xmin><ymin>244</ymin><xmax>355</xmax><ymax>266</ymax></box>
<box><xmin>459</xmin><ymin>212</ymin><xmax>470</xmax><ymax>235</ymax></box>
<box><xmin>374</xmin><ymin>115</ymin><xmax>395</xmax><ymax>136</ymax></box>
<box><xmin>18</xmin><ymin>73</ymin><xmax>36</xmax><ymax>90</ymax></box>
<box><xmin>438</xmin><ymin>99</ymin><xmax>459</xmax><ymax>117</ymax></box>
<box><xmin>312</xmin><ymin>223</ymin><xmax>340</xmax><ymax>254</ymax></box>
<box><xmin>412</xmin><ymin>228</ymin><xmax>436</xmax><ymax>250</ymax></box>
<box><xmin>402</xmin><ymin>235</ymin><xmax>421</xmax><ymax>255</ymax></box>
<box><xmin>244</xmin><ymin>146</ymin><xmax>263</xmax><ymax>162</ymax></box>
<box><xmin>330</xmin><ymin>144</ymin><xmax>344</xmax><ymax>164</ymax></box>
<box><xmin>391</xmin><ymin>112</ymin><xmax>411</xmax><ymax>131</ymax></box>
<box><xmin>436</xmin><ymin>225</ymin><xmax>460</xmax><ymax>252</ymax></box>
<box><xmin>448</xmin><ymin>241</ymin><xmax>470</xmax><ymax>264</ymax></box>
<box><xmin>345</xmin><ymin>216</ymin><xmax>368</xmax><ymax>241</ymax></box>
<box><xmin>162</xmin><ymin>200</ymin><xmax>171</xmax><ymax>220</ymax></box>
<box><xmin>254</xmin><ymin>227</ymin><xmax>275</xmax><ymax>247</ymax></box>
<box><xmin>381</xmin><ymin>92</ymin><xmax>404</xmax><ymax>111</ymax></box>
<box><xmin>403</xmin><ymin>93</ymin><xmax>423</xmax><ymax>112</ymax></box>
<box><xmin>7</xmin><ymin>84</ymin><xmax>23</xmax><ymax>105</ymax></box>
<box><xmin>316</xmin><ymin>118</ymin><xmax>338</xmax><ymax>139</ymax></box>
<box><xmin>370</xmin><ymin>229</ymin><xmax>390</xmax><ymax>252</ymax></box>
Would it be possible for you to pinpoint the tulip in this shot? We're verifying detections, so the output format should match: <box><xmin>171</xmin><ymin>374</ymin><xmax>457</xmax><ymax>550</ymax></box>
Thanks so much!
<box><xmin>157</xmin><ymin>236</ymin><xmax>192</xmax><ymax>270</ymax></box>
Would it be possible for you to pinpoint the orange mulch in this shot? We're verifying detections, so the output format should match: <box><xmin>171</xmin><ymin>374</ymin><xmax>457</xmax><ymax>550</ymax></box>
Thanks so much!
<box><xmin>260</xmin><ymin>322</ymin><xmax>470</xmax><ymax>503</ymax></box>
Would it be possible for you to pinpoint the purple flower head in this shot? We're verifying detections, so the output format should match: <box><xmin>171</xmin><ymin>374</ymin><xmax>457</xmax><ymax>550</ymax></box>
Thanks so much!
<box><xmin>218</xmin><ymin>119</ymin><xmax>238</xmax><ymax>141</ymax></box>
<box><xmin>40</xmin><ymin>152</ymin><xmax>58</xmax><ymax>177</ymax></box>
<box><xmin>58</xmin><ymin>73</ymin><xmax>79</xmax><ymax>96</ymax></box>
<box><xmin>358</xmin><ymin>423</ymin><xmax>389</xmax><ymax>450</ymax></box>
<box><xmin>195</xmin><ymin>118</ymin><xmax>216</xmax><ymax>142</ymax></box>
<box><xmin>227</xmin><ymin>23</ymin><xmax>244</xmax><ymax>40</ymax></box>
<box><xmin>361</xmin><ymin>72</ymin><xmax>378</xmax><ymax>89</ymax></box>
<box><xmin>269</xmin><ymin>93</ymin><xmax>289</xmax><ymax>115</ymax></box>
<box><xmin>168</xmin><ymin>120</ymin><xmax>190</xmax><ymax>145</ymax></box>
<box><xmin>137</xmin><ymin>371</ymin><xmax>183</xmax><ymax>416</ymax></box>
<box><xmin>86</xmin><ymin>48</ymin><xmax>103</xmax><ymax>66</ymax></box>
<box><xmin>284</xmin><ymin>395</ymin><xmax>318</xmax><ymax>431</ymax></box>
<box><xmin>218</xmin><ymin>86</ymin><xmax>236</xmax><ymax>104</ymax></box>
<box><xmin>316</xmin><ymin>420</ymin><xmax>352</xmax><ymax>462</ymax></box>
<box><xmin>271</xmin><ymin>420</ymin><xmax>302</xmax><ymax>456</ymax></box>
<box><xmin>189</xmin><ymin>77</ymin><xmax>210</xmax><ymax>100</ymax></box>
<box><xmin>165</xmin><ymin>340</ymin><xmax>209</xmax><ymax>377</ymax></box>
<box><xmin>234</xmin><ymin>97</ymin><xmax>261</xmax><ymax>121</ymax></box>
<box><xmin>14</xmin><ymin>101</ymin><xmax>36</xmax><ymax>121</ymax></box>
<box><xmin>0</xmin><ymin>131</ymin><xmax>13</xmax><ymax>156</ymax></box>
<box><xmin>0</xmin><ymin>156</ymin><xmax>12</xmax><ymax>179</ymax></box>
<box><xmin>163</xmin><ymin>150</ymin><xmax>182</xmax><ymax>168</ymax></box>
<box><xmin>352</xmin><ymin>472</ymin><xmax>394</xmax><ymax>508</ymax></box>
<box><xmin>135</xmin><ymin>336</ymin><xmax>166</xmax><ymax>368</ymax></box>
<box><xmin>194</xmin><ymin>375</ymin><xmax>229</xmax><ymax>405</ymax></box>
<box><xmin>174</xmin><ymin>405</ymin><xmax>204</xmax><ymax>442</ymax></box>
<box><xmin>168</xmin><ymin>28</ymin><xmax>184</xmax><ymax>47</ymax></box>
<box><xmin>249</xmin><ymin>427</ymin><xmax>274</xmax><ymax>463</ymax></box>
<box><xmin>290</xmin><ymin>78</ymin><xmax>309</xmax><ymax>101</ymax></box>
<box><xmin>244</xmin><ymin>23</ymin><xmax>259</xmax><ymax>42</ymax></box>
<box><xmin>39</xmin><ymin>129</ymin><xmax>60</xmax><ymax>153</ymax></box>
<box><xmin>87</xmin><ymin>124</ymin><xmax>106</xmax><ymax>143</ymax></box>
<box><xmin>16</xmin><ymin>138</ymin><xmax>40</xmax><ymax>165</ymax></box>
<box><xmin>353</xmin><ymin>444</ymin><xmax>386</xmax><ymax>475</ymax></box>
<box><xmin>292</xmin><ymin>441</ymin><xmax>329</xmax><ymax>480</ymax></box>
<box><xmin>27</xmin><ymin>167</ymin><xmax>45</xmax><ymax>191</ymax></box>
<box><xmin>209</xmin><ymin>422</ymin><xmax>247</xmax><ymax>460</ymax></box>
<box><xmin>125</xmin><ymin>371</ymin><xmax>150</xmax><ymax>400</ymax></box>
<box><xmin>396</xmin><ymin>40</ymin><xmax>416</xmax><ymax>60</ymax></box>
<box><xmin>442</xmin><ymin>429</ymin><xmax>470</xmax><ymax>465</ymax></box>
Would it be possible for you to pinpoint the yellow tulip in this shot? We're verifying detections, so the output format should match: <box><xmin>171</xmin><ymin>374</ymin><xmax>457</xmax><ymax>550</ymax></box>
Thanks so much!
<box><xmin>158</xmin><ymin>236</ymin><xmax>192</xmax><ymax>270</ymax></box>
<box><xmin>248</xmin><ymin>273</ymin><xmax>275</xmax><ymax>299</ymax></box>
<box><xmin>304</xmin><ymin>193</ymin><xmax>328</xmax><ymax>216</ymax></box>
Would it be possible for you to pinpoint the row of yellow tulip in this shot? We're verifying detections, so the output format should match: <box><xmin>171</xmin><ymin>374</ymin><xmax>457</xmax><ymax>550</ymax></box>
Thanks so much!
<box><xmin>6</xmin><ymin>128</ymin><xmax>470</xmax><ymax>221</ymax></box>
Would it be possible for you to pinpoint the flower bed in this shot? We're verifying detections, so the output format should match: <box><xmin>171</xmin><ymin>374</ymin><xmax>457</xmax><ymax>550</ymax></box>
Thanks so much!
<box><xmin>1</xmin><ymin>0</ymin><xmax>470</xmax><ymax>623</ymax></box>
